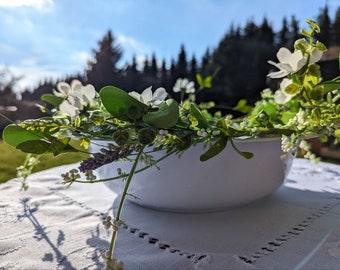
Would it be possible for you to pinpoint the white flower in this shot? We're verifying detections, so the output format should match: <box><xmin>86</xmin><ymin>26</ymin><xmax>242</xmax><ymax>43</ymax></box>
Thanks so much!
<box><xmin>274</xmin><ymin>78</ymin><xmax>297</xmax><ymax>104</ymax></box>
<box><xmin>56</xmin><ymin>80</ymin><xmax>96</xmax><ymax>119</ymax></box>
<box><xmin>309</xmin><ymin>49</ymin><xmax>324</xmax><ymax>63</ymax></box>
<box><xmin>294</xmin><ymin>38</ymin><xmax>324</xmax><ymax>64</ymax></box>
<box><xmin>197</xmin><ymin>129</ymin><xmax>208</xmax><ymax>137</ymax></box>
<box><xmin>173</xmin><ymin>78</ymin><xmax>195</xmax><ymax>94</ymax></box>
<box><xmin>267</xmin><ymin>48</ymin><xmax>307</xmax><ymax>78</ymax></box>
<box><xmin>129</xmin><ymin>86</ymin><xmax>167</xmax><ymax>107</ymax></box>
<box><xmin>281</xmin><ymin>134</ymin><xmax>297</xmax><ymax>154</ymax></box>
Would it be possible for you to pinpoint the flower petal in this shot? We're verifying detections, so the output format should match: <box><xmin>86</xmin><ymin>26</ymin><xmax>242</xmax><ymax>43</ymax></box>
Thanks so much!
<box><xmin>56</xmin><ymin>82</ymin><xmax>71</xmax><ymax>96</ymax></box>
<box><xmin>141</xmin><ymin>87</ymin><xmax>153</xmax><ymax>104</ymax></box>
<box><xmin>153</xmin><ymin>87</ymin><xmax>167</xmax><ymax>101</ymax></box>
<box><xmin>276</xmin><ymin>48</ymin><xmax>292</xmax><ymax>64</ymax></box>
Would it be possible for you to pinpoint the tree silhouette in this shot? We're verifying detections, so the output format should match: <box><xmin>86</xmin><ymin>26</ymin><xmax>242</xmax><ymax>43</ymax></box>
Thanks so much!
<box><xmin>316</xmin><ymin>5</ymin><xmax>332</xmax><ymax>46</ymax></box>
<box><xmin>176</xmin><ymin>45</ymin><xmax>188</xmax><ymax>79</ymax></box>
<box><xmin>333</xmin><ymin>7</ymin><xmax>340</xmax><ymax>45</ymax></box>
<box><xmin>86</xmin><ymin>30</ymin><xmax>123</xmax><ymax>90</ymax></box>
<box><xmin>278</xmin><ymin>17</ymin><xmax>290</xmax><ymax>47</ymax></box>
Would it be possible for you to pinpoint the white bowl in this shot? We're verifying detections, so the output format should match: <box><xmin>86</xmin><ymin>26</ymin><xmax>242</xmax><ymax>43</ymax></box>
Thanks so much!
<box><xmin>92</xmin><ymin>137</ymin><xmax>293</xmax><ymax>212</ymax></box>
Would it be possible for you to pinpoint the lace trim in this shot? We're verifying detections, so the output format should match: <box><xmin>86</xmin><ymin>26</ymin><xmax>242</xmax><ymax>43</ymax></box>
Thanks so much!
<box><xmin>49</xmin><ymin>187</ymin><xmax>209</xmax><ymax>265</ymax></box>
<box><xmin>121</xmin><ymin>224</ymin><xmax>208</xmax><ymax>263</ymax></box>
<box><xmin>238</xmin><ymin>196</ymin><xmax>340</xmax><ymax>264</ymax></box>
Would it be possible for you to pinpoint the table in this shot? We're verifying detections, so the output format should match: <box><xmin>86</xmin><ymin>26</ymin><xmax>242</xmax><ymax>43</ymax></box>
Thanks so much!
<box><xmin>1</xmin><ymin>158</ymin><xmax>340</xmax><ymax>269</ymax></box>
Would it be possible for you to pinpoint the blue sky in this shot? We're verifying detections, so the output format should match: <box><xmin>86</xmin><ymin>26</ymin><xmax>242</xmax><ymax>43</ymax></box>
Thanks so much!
<box><xmin>0</xmin><ymin>0</ymin><xmax>338</xmax><ymax>92</ymax></box>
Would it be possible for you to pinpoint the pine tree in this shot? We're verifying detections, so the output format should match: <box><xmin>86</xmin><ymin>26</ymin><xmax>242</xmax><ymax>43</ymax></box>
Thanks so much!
<box><xmin>288</xmin><ymin>16</ymin><xmax>300</xmax><ymax>49</ymax></box>
<box><xmin>124</xmin><ymin>56</ymin><xmax>140</xmax><ymax>91</ymax></box>
<box><xmin>176</xmin><ymin>45</ymin><xmax>188</xmax><ymax>79</ymax></box>
<box><xmin>244</xmin><ymin>19</ymin><xmax>258</xmax><ymax>40</ymax></box>
<box><xmin>189</xmin><ymin>55</ymin><xmax>198</xmax><ymax>82</ymax></box>
<box><xmin>278</xmin><ymin>17</ymin><xmax>290</xmax><ymax>46</ymax></box>
<box><xmin>201</xmin><ymin>48</ymin><xmax>211</xmax><ymax>77</ymax></box>
<box><xmin>259</xmin><ymin>17</ymin><xmax>274</xmax><ymax>44</ymax></box>
<box><xmin>316</xmin><ymin>5</ymin><xmax>332</xmax><ymax>46</ymax></box>
<box><xmin>86</xmin><ymin>30</ymin><xmax>123</xmax><ymax>90</ymax></box>
<box><xmin>160</xmin><ymin>59</ymin><xmax>169</xmax><ymax>89</ymax></box>
<box><xmin>150</xmin><ymin>53</ymin><xmax>159</xmax><ymax>83</ymax></box>
<box><xmin>333</xmin><ymin>7</ymin><xmax>340</xmax><ymax>45</ymax></box>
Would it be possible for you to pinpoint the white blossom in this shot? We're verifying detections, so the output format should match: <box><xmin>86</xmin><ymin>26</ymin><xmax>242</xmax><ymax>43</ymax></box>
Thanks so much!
<box><xmin>129</xmin><ymin>86</ymin><xmax>167</xmax><ymax>107</ymax></box>
<box><xmin>274</xmin><ymin>78</ymin><xmax>296</xmax><ymax>104</ymax></box>
<box><xmin>197</xmin><ymin>129</ymin><xmax>208</xmax><ymax>137</ymax></box>
<box><xmin>55</xmin><ymin>80</ymin><xmax>96</xmax><ymax>119</ymax></box>
<box><xmin>173</xmin><ymin>78</ymin><xmax>195</xmax><ymax>94</ymax></box>
<box><xmin>267</xmin><ymin>48</ymin><xmax>307</xmax><ymax>78</ymax></box>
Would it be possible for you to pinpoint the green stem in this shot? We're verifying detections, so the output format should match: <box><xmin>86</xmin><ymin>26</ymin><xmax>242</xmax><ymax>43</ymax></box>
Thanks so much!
<box><xmin>108</xmin><ymin>145</ymin><xmax>146</xmax><ymax>263</ymax></box>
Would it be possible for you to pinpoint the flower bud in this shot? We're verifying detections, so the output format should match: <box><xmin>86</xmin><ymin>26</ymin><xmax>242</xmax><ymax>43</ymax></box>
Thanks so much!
<box><xmin>112</xmin><ymin>130</ymin><xmax>129</xmax><ymax>146</ymax></box>
<box><xmin>138</xmin><ymin>128</ymin><xmax>156</xmax><ymax>145</ymax></box>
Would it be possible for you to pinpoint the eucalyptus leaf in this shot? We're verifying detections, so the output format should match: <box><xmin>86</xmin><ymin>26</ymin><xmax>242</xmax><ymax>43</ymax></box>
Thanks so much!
<box><xmin>142</xmin><ymin>99</ymin><xmax>179</xmax><ymax>128</ymax></box>
<box><xmin>200</xmin><ymin>136</ymin><xmax>228</xmax><ymax>161</ymax></box>
<box><xmin>99</xmin><ymin>86</ymin><xmax>147</xmax><ymax>120</ymax></box>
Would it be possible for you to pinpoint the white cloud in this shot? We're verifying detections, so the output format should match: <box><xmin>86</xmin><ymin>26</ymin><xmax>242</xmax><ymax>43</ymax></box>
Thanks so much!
<box><xmin>70</xmin><ymin>51</ymin><xmax>90</xmax><ymax>65</ymax></box>
<box><xmin>117</xmin><ymin>34</ymin><xmax>147</xmax><ymax>54</ymax></box>
<box><xmin>0</xmin><ymin>0</ymin><xmax>54</xmax><ymax>11</ymax></box>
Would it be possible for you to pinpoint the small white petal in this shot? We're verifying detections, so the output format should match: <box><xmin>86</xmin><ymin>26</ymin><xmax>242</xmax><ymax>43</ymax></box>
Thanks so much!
<box><xmin>153</xmin><ymin>87</ymin><xmax>167</xmax><ymax>101</ymax></box>
<box><xmin>309</xmin><ymin>49</ymin><xmax>323</xmax><ymax>63</ymax></box>
<box><xmin>289</xmin><ymin>50</ymin><xmax>307</xmax><ymax>71</ymax></box>
<box><xmin>129</xmin><ymin>91</ymin><xmax>141</xmax><ymax>101</ymax></box>
<box><xmin>57</xmin><ymin>82</ymin><xmax>71</xmax><ymax>96</ymax></box>
<box><xmin>60</xmin><ymin>100</ymin><xmax>78</xmax><ymax>117</ymax></box>
<box><xmin>82</xmin><ymin>84</ymin><xmax>96</xmax><ymax>103</ymax></box>
<box><xmin>141</xmin><ymin>87</ymin><xmax>153</xmax><ymax>104</ymax></box>
<box><xmin>71</xmin><ymin>80</ymin><xmax>82</xmax><ymax>92</ymax></box>
<box><xmin>276</xmin><ymin>48</ymin><xmax>292</xmax><ymax>64</ymax></box>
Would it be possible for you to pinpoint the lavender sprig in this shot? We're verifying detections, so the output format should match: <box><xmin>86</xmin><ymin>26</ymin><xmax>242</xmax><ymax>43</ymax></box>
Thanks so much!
<box><xmin>79</xmin><ymin>144</ymin><xmax>137</xmax><ymax>172</ymax></box>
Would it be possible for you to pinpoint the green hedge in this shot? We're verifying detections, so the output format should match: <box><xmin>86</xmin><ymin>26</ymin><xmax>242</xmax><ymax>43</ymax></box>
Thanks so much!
<box><xmin>0</xmin><ymin>140</ymin><xmax>88</xmax><ymax>184</ymax></box>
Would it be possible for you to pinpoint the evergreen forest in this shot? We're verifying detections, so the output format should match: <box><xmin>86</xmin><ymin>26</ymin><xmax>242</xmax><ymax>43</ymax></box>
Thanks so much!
<box><xmin>1</xmin><ymin>5</ymin><xmax>340</xmax><ymax>136</ymax></box>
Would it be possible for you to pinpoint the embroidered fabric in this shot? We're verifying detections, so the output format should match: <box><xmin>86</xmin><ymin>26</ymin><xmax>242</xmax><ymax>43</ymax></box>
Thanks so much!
<box><xmin>0</xmin><ymin>158</ymin><xmax>339</xmax><ymax>269</ymax></box>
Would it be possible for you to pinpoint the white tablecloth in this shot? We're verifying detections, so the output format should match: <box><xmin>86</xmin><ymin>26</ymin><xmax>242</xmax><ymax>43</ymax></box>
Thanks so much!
<box><xmin>1</xmin><ymin>158</ymin><xmax>340</xmax><ymax>269</ymax></box>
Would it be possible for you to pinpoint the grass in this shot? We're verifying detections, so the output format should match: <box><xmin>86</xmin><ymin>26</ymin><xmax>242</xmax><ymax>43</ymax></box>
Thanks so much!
<box><xmin>0</xmin><ymin>140</ymin><xmax>88</xmax><ymax>184</ymax></box>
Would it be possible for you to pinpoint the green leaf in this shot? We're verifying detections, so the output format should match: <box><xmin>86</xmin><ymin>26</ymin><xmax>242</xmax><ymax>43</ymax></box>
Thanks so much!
<box><xmin>320</xmin><ymin>81</ymin><xmax>340</xmax><ymax>94</ymax></box>
<box><xmin>310</xmin><ymin>86</ymin><xmax>324</xmax><ymax>100</ymax></box>
<box><xmin>16</xmin><ymin>137</ymin><xmax>76</xmax><ymax>156</ymax></box>
<box><xmin>334</xmin><ymin>129</ymin><xmax>340</xmax><ymax>138</ymax></box>
<box><xmin>196</xmin><ymin>74</ymin><xmax>204</xmax><ymax>88</ymax></box>
<box><xmin>200</xmin><ymin>136</ymin><xmax>228</xmax><ymax>161</ymax></box>
<box><xmin>233</xmin><ymin>99</ymin><xmax>253</xmax><ymax>114</ymax></box>
<box><xmin>99</xmin><ymin>86</ymin><xmax>147</xmax><ymax>120</ymax></box>
<box><xmin>142</xmin><ymin>99</ymin><xmax>179</xmax><ymax>128</ymax></box>
<box><xmin>285</xmin><ymin>83</ymin><xmax>301</xmax><ymax>95</ymax></box>
<box><xmin>203</xmin><ymin>76</ymin><xmax>212</xmax><ymax>88</ymax></box>
<box><xmin>3</xmin><ymin>124</ymin><xmax>43</xmax><ymax>148</ymax></box>
<box><xmin>41</xmin><ymin>94</ymin><xmax>64</xmax><ymax>107</ymax></box>
<box><xmin>16</xmin><ymin>140</ymin><xmax>52</xmax><ymax>154</ymax></box>
<box><xmin>230</xmin><ymin>139</ymin><xmax>254</xmax><ymax>159</ymax></box>
<box><xmin>196</xmin><ymin>74</ymin><xmax>212</xmax><ymax>89</ymax></box>
<box><xmin>263</xmin><ymin>102</ymin><xmax>276</xmax><ymax>116</ymax></box>
<box><xmin>281</xmin><ymin>111</ymin><xmax>296</xmax><ymax>124</ymax></box>
<box><xmin>216</xmin><ymin>119</ymin><xmax>230</xmax><ymax>136</ymax></box>
<box><xmin>189</xmin><ymin>104</ymin><xmax>209</xmax><ymax>129</ymax></box>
